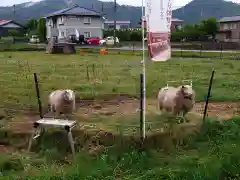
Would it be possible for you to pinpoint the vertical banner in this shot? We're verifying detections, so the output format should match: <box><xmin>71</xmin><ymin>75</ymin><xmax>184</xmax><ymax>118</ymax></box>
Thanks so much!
<box><xmin>145</xmin><ymin>0</ymin><xmax>173</xmax><ymax>61</ymax></box>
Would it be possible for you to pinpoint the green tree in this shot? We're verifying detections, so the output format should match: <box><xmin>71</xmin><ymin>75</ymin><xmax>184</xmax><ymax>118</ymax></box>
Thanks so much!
<box><xmin>171</xmin><ymin>31</ymin><xmax>184</xmax><ymax>41</ymax></box>
<box><xmin>199</xmin><ymin>18</ymin><xmax>219</xmax><ymax>39</ymax></box>
<box><xmin>37</xmin><ymin>18</ymin><xmax>46</xmax><ymax>41</ymax></box>
<box><xmin>26</xmin><ymin>18</ymin><xmax>38</xmax><ymax>32</ymax></box>
<box><xmin>182</xmin><ymin>24</ymin><xmax>205</xmax><ymax>41</ymax></box>
<box><xmin>8</xmin><ymin>29</ymin><xmax>23</xmax><ymax>37</ymax></box>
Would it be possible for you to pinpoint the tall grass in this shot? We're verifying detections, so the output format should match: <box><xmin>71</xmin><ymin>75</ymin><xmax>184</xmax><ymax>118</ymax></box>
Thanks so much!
<box><xmin>1</xmin><ymin>117</ymin><xmax>240</xmax><ymax>179</ymax></box>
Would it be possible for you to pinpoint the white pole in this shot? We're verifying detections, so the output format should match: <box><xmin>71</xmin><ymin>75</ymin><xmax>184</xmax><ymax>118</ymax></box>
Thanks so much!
<box><xmin>141</xmin><ymin>0</ymin><xmax>146</xmax><ymax>139</ymax></box>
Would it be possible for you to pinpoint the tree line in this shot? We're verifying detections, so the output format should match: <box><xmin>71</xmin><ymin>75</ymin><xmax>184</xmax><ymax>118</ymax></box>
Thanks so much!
<box><xmin>104</xmin><ymin>18</ymin><xmax>219</xmax><ymax>42</ymax></box>
<box><xmin>6</xmin><ymin>17</ymin><xmax>218</xmax><ymax>43</ymax></box>
<box><xmin>7</xmin><ymin>18</ymin><xmax>46</xmax><ymax>42</ymax></box>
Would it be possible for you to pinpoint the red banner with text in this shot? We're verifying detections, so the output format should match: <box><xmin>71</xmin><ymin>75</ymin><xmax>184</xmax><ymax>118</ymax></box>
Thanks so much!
<box><xmin>145</xmin><ymin>0</ymin><xmax>173</xmax><ymax>61</ymax></box>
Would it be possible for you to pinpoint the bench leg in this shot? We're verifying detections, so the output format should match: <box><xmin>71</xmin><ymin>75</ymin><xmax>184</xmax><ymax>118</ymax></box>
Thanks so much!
<box><xmin>65</xmin><ymin>126</ymin><xmax>75</xmax><ymax>155</ymax></box>
<box><xmin>28</xmin><ymin>128</ymin><xmax>40</xmax><ymax>152</ymax></box>
<box><xmin>68</xmin><ymin>130</ymin><xmax>75</xmax><ymax>155</ymax></box>
<box><xmin>28</xmin><ymin>123</ymin><xmax>43</xmax><ymax>152</ymax></box>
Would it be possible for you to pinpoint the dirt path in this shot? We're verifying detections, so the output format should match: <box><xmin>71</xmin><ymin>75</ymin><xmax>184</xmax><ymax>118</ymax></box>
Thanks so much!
<box><xmin>5</xmin><ymin>97</ymin><xmax>240</xmax><ymax>134</ymax></box>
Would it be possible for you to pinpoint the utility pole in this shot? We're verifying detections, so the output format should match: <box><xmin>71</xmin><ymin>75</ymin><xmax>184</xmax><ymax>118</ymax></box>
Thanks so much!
<box><xmin>13</xmin><ymin>5</ymin><xmax>16</xmax><ymax>21</ymax></box>
<box><xmin>101</xmin><ymin>3</ymin><xmax>104</xmax><ymax>12</ymax></box>
<box><xmin>113</xmin><ymin>0</ymin><xmax>117</xmax><ymax>46</ymax></box>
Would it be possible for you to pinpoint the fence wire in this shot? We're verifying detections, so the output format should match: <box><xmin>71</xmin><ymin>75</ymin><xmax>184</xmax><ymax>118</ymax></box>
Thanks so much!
<box><xmin>0</xmin><ymin>52</ymin><xmax>239</xmax><ymax>137</ymax></box>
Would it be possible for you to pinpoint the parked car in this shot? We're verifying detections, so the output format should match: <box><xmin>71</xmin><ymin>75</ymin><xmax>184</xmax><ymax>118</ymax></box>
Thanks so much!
<box><xmin>67</xmin><ymin>34</ymin><xmax>88</xmax><ymax>44</ymax></box>
<box><xmin>29</xmin><ymin>35</ymin><xmax>40</xmax><ymax>44</ymax></box>
<box><xmin>78</xmin><ymin>35</ymin><xmax>88</xmax><ymax>44</ymax></box>
<box><xmin>87</xmin><ymin>36</ymin><xmax>101</xmax><ymax>45</ymax></box>
<box><xmin>99</xmin><ymin>36</ymin><xmax>119</xmax><ymax>45</ymax></box>
<box><xmin>67</xmin><ymin>34</ymin><xmax>77</xmax><ymax>43</ymax></box>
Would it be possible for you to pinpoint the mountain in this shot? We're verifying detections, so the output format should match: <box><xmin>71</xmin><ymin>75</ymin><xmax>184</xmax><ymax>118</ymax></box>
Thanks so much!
<box><xmin>0</xmin><ymin>0</ymin><xmax>240</xmax><ymax>26</ymax></box>
<box><xmin>173</xmin><ymin>0</ymin><xmax>240</xmax><ymax>24</ymax></box>
<box><xmin>0</xmin><ymin>0</ymin><xmax>142</xmax><ymax>27</ymax></box>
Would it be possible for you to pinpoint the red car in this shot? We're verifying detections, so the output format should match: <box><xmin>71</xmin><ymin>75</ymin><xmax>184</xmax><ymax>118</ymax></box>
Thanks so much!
<box><xmin>87</xmin><ymin>36</ymin><xmax>101</xmax><ymax>45</ymax></box>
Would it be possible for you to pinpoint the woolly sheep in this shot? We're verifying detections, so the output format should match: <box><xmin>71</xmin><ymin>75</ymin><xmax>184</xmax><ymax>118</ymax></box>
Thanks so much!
<box><xmin>157</xmin><ymin>85</ymin><xmax>195</xmax><ymax>123</ymax></box>
<box><xmin>48</xmin><ymin>89</ymin><xmax>76</xmax><ymax>119</ymax></box>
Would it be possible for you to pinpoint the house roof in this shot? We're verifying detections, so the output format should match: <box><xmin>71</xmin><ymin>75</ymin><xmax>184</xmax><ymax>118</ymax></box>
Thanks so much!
<box><xmin>45</xmin><ymin>4</ymin><xmax>104</xmax><ymax>18</ymax></box>
<box><xmin>104</xmin><ymin>20</ymin><xmax>131</xmax><ymax>24</ymax></box>
<box><xmin>219</xmin><ymin>16</ymin><xmax>240</xmax><ymax>23</ymax></box>
<box><xmin>0</xmin><ymin>20</ymin><xmax>24</xmax><ymax>28</ymax></box>
<box><xmin>172</xmin><ymin>18</ymin><xmax>183</xmax><ymax>22</ymax></box>
<box><xmin>0</xmin><ymin>20</ymin><xmax>11</xmax><ymax>26</ymax></box>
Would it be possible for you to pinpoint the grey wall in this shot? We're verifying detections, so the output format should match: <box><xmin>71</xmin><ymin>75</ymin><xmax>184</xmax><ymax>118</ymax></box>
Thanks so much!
<box><xmin>46</xmin><ymin>15</ymin><xmax>103</xmax><ymax>39</ymax></box>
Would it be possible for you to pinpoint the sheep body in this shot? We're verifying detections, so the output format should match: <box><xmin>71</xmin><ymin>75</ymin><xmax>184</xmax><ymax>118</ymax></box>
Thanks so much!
<box><xmin>157</xmin><ymin>85</ymin><xmax>195</xmax><ymax>122</ymax></box>
<box><xmin>48</xmin><ymin>89</ymin><xmax>76</xmax><ymax>119</ymax></box>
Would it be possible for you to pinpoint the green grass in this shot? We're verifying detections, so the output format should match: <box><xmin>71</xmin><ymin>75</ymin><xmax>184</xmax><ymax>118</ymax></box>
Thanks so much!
<box><xmin>0</xmin><ymin>43</ymin><xmax>44</xmax><ymax>52</ymax></box>
<box><xmin>0</xmin><ymin>51</ymin><xmax>239</xmax><ymax>110</ymax></box>
<box><xmin>1</xmin><ymin>117</ymin><xmax>240</xmax><ymax>179</ymax></box>
<box><xmin>0</xmin><ymin>51</ymin><xmax>240</xmax><ymax>178</ymax></box>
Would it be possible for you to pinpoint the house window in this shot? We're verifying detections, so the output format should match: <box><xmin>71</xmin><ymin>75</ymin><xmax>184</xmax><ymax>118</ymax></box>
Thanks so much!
<box><xmin>48</xmin><ymin>20</ymin><xmax>52</xmax><ymax>27</ymax></box>
<box><xmin>59</xmin><ymin>16</ymin><xmax>64</xmax><ymax>25</ymax></box>
<box><xmin>232</xmin><ymin>23</ymin><xmax>237</xmax><ymax>29</ymax></box>
<box><xmin>84</xmin><ymin>32</ymin><xmax>91</xmax><ymax>38</ymax></box>
<box><xmin>108</xmin><ymin>25</ymin><xmax>115</xmax><ymax>29</ymax></box>
<box><xmin>223</xmin><ymin>24</ymin><xmax>228</xmax><ymax>30</ymax></box>
<box><xmin>226</xmin><ymin>32</ymin><xmax>231</xmax><ymax>39</ymax></box>
<box><xmin>84</xmin><ymin>17</ymin><xmax>91</xmax><ymax>24</ymax></box>
<box><xmin>120</xmin><ymin>25</ymin><xmax>129</xmax><ymax>29</ymax></box>
<box><xmin>59</xmin><ymin>31</ymin><xmax>65</xmax><ymax>38</ymax></box>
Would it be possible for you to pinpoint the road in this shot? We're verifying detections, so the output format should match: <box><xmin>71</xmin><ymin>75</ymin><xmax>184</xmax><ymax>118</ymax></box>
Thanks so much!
<box><xmin>31</xmin><ymin>43</ymin><xmax>240</xmax><ymax>53</ymax></box>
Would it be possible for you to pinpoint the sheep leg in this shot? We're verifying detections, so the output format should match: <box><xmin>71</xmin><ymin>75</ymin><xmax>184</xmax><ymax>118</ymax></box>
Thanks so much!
<box><xmin>176</xmin><ymin>111</ymin><xmax>184</xmax><ymax>124</ymax></box>
<box><xmin>183</xmin><ymin>110</ymin><xmax>189</xmax><ymax>123</ymax></box>
<box><xmin>173</xmin><ymin>109</ymin><xmax>182</xmax><ymax>124</ymax></box>
<box><xmin>51</xmin><ymin>105</ymin><xmax>56</xmax><ymax>119</ymax></box>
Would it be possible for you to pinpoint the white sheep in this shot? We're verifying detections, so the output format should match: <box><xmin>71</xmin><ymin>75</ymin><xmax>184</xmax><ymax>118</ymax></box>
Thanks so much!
<box><xmin>48</xmin><ymin>89</ymin><xmax>76</xmax><ymax>119</ymax></box>
<box><xmin>157</xmin><ymin>85</ymin><xmax>196</xmax><ymax>123</ymax></box>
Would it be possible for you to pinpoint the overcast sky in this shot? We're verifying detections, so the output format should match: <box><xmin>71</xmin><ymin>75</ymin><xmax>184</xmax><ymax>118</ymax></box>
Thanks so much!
<box><xmin>0</xmin><ymin>0</ymin><xmax>238</xmax><ymax>8</ymax></box>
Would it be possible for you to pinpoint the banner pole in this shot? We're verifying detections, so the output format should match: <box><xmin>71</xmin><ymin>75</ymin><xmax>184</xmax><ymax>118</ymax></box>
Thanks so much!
<box><xmin>141</xmin><ymin>0</ymin><xmax>146</xmax><ymax>140</ymax></box>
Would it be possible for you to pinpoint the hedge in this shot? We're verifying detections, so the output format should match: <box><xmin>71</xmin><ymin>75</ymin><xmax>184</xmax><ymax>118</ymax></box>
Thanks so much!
<box><xmin>103</xmin><ymin>29</ymin><xmax>145</xmax><ymax>41</ymax></box>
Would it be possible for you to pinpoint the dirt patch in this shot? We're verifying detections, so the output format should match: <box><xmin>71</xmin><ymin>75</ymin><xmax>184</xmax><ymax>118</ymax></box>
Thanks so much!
<box><xmin>6</xmin><ymin>115</ymin><xmax>39</xmax><ymax>134</ymax></box>
<box><xmin>76</xmin><ymin>98</ymin><xmax>139</xmax><ymax>121</ymax></box>
<box><xmin>1</xmin><ymin>96</ymin><xmax>239</xmax><ymax>154</ymax></box>
<box><xmin>0</xmin><ymin>145</ymin><xmax>15</xmax><ymax>153</ymax></box>
<box><xmin>193</xmin><ymin>102</ymin><xmax>240</xmax><ymax>120</ymax></box>
<box><xmin>76</xmin><ymin>97</ymin><xmax>240</xmax><ymax>121</ymax></box>
<box><xmin>4</xmin><ymin>96</ymin><xmax>240</xmax><ymax>136</ymax></box>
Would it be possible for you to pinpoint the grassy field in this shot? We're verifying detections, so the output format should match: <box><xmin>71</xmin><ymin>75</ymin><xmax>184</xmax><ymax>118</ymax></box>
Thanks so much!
<box><xmin>0</xmin><ymin>51</ymin><xmax>240</xmax><ymax>107</ymax></box>
<box><xmin>0</xmin><ymin>51</ymin><xmax>239</xmax><ymax>130</ymax></box>
<box><xmin>0</xmin><ymin>51</ymin><xmax>240</xmax><ymax>178</ymax></box>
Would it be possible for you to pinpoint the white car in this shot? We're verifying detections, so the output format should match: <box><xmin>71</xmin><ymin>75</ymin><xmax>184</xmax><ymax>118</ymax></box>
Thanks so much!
<box><xmin>99</xmin><ymin>36</ymin><xmax>119</xmax><ymax>45</ymax></box>
<box><xmin>29</xmin><ymin>35</ymin><xmax>40</xmax><ymax>44</ymax></box>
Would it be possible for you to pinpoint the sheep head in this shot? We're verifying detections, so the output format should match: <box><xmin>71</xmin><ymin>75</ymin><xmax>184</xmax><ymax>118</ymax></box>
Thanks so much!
<box><xmin>180</xmin><ymin>85</ymin><xmax>194</xmax><ymax>100</ymax></box>
<box><xmin>62</xmin><ymin>90</ymin><xmax>74</xmax><ymax>102</ymax></box>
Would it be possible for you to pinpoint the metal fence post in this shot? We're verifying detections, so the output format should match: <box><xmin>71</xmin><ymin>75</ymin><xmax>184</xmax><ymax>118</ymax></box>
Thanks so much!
<box><xmin>200</xmin><ymin>44</ymin><xmax>202</xmax><ymax>57</ymax></box>
<box><xmin>181</xmin><ymin>41</ymin><xmax>183</xmax><ymax>57</ymax></box>
<box><xmin>34</xmin><ymin>73</ymin><xmax>43</xmax><ymax>119</ymax></box>
<box><xmin>132</xmin><ymin>43</ymin><xmax>135</xmax><ymax>54</ymax></box>
<box><xmin>140</xmin><ymin>73</ymin><xmax>144</xmax><ymax>141</ymax></box>
<box><xmin>220</xmin><ymin>43</ymin><xmax>223</xmax><ymax>60</ymax></box>
<box><xmin>203</xmin><ymin>70</ymin><xmax>215</xmax><ymax>122</ymax></box>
